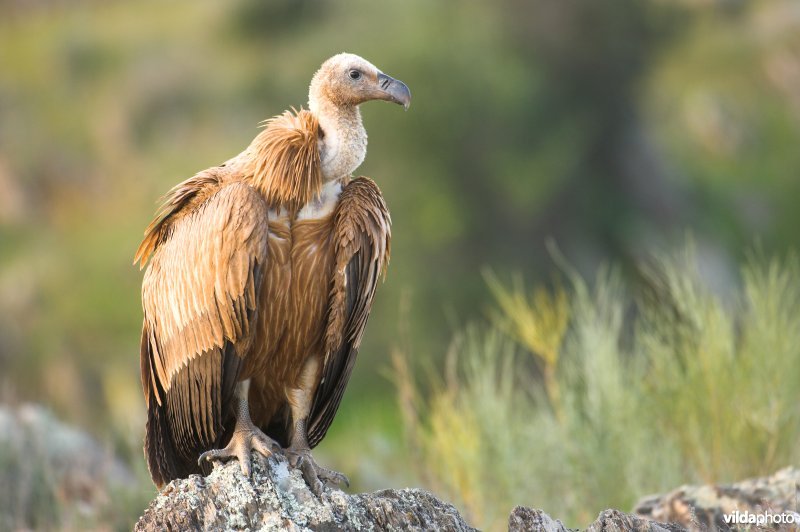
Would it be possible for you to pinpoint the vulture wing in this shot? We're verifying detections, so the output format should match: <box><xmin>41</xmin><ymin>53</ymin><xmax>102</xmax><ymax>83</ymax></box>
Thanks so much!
<box><xmin>136</xmin><ymin>175</ymin><xmax>269</xmax><ymax>486</ymax></box>
<box><xmin>307</xmin><ymin>177</ymin><xmax>391</xmax><ymax>448</ymax></box>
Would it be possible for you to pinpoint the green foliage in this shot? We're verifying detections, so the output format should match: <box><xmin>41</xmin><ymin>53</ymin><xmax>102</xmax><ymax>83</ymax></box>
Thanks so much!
<box><xmin>396</xmin><ymin>249</ymin><xmax>800</xmax><ymax>530</ymax></box>
<box><xmin>2</xmin><ymin>1</ymin><xmax>800</xmax><ymax>527</ymax></box>
<box><xmin>2</xmin><ymin>0</ymin><xmax>799</xmax><ymax>427</ymax></box>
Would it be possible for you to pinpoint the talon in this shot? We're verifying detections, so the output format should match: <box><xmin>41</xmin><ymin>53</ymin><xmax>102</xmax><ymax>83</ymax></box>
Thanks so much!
<box><xmin>286</xmin><ymin>448</ymin><xmax>348</xmax><ymax>495</ymax></box>
<box><xmin>252</xmin><ymin>435</ymin><xmax>280</xmax><ymax>458</ymax></box>
<box><xmin>198</xmin><ymin>449</ymin><xmax>221</xmax><ymax>465</ymax></box>
<box><xmin>326</xmin><ymin>470</ymin><xmax>350</xmax><ymax>488</ymax></box>
<box><xmin>198</xmin><ymin>422</ymin><xmax>280</xmax><ymax>476</ymax></box>
<box><xmin>287</xmin><ymin>451</ymin><xmax>303</xmax><ymax>468</ymax></box>
<box><xmin>240</xmin><ymin>449</ymin><xmax>252</xmax><ymax>477</ymax></box>
<box><xmin>299</xmin><ymin>457</ymin><xmax>324</xmax><ymax>495</ymax></box>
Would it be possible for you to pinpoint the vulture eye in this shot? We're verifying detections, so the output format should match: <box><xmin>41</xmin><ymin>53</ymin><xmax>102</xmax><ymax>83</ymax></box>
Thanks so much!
<box><xmin>349</xmin><ymin>69</ymin><xmax>362</xmax><ymax>80</ymax></box>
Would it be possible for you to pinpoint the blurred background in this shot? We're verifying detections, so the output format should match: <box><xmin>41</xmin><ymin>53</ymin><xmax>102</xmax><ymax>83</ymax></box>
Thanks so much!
<box><xmin>2</xmin><ymin>0</ymin><xmax>800</xmax><ymax>529</ymax></box>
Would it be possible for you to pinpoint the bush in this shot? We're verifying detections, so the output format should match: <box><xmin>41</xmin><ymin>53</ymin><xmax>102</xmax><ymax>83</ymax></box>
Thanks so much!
<box><xmin>394</xmin><ymin>247</ymin><xmax>800</xmax><ymax>529</ymax></box>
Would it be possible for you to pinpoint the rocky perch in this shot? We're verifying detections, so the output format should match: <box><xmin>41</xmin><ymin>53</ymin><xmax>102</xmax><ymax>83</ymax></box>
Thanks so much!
<box><xmin>136</xmin><ymin>457</ymin><xmax>800</xmax><ymax>531</ymax></box>
<box><xmin>134</xmin><ymin>454</ymin><xmax>476</xmax><ymax>531</ymax></box>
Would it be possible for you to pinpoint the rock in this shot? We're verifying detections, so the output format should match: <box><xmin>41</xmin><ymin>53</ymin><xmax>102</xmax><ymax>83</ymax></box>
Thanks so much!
<box><xmin>634</xmin><ymin>467</ymin><xmax>800</xmax><ymax>531</ymax></box>
<box><xmin>585</xmin><ymin>510</ymin><xmax>687</xmax><ymax>532</ymax></box>
<box><xmin>0</xmin><ymin>403</ymin><xmax>135</xmax><ymax>530</ymax></box>
<box><xmin>508</xmin><ymin>506</ymin><xmax>570</xmax><ymax>532</ymax></box>
<box><xmin>507</xmin><ymin>468</ymin><xmax>800</xmax><ymax>532</ymax></box>
<box><xmin>134</xmin><ymin>453</ymin><xmax>477</xmax><ymax>531</ymax></box>
<box><xmin>136</xmin><ymin>457</ymin><xmax>800</xmax><ymax>532</ymax></box>
<box><xmin>507</xmin><ymin>507</ymin><xmax>686</xmax><ymax>532</ymax></box>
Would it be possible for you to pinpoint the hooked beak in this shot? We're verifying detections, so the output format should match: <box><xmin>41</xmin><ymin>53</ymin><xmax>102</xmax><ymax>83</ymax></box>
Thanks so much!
<box><xmin>376</xmin><ymin>72</ymin><xmax>411</xmax><ymax>110</ymax></box>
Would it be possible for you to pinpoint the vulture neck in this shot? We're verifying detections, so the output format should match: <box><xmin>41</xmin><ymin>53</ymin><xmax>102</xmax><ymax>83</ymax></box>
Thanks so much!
<box><xmin>309</xmin><ymin>96</ymin><xmax>368</xmax><ymax>183</ymax></box>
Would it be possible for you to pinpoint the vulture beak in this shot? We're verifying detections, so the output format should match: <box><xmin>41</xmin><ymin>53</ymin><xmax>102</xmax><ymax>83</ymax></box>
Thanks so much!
<box><xmin>376</xmin><ymin>73</ymin><xmax>412</xmax><ymax>110</ymax></box>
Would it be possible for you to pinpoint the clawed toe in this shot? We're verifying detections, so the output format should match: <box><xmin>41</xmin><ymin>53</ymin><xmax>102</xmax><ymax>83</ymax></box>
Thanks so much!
<box><xmin>286</xmin><ymin>448</ymin><xmax>349</xmax><ymax>495</ymax></box>
<box><xmin>198</xmin><ymin>442</ymin><xmax>253</xmax><ymax>476</ymax></box>
<box><xmin>252</xmin><ymin>433</ymin><xmax>282</xmax><ymax>457</ymax></box>
<box><xmin>320</xmin><ymin>468</ymin><xmax>349</xmax><ymax>487</ymax></box>
<box><xmin>198</xmin><ymin>426</ymin><xmax>280</xmax><ymax>478</ymax></box>
<box><xmin>198</xmin><ymin>448</ymin><xmax>227</xmax><ymax>465</ymax></box>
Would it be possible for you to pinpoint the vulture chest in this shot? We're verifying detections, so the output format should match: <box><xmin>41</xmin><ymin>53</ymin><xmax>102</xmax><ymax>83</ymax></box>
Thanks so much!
<box><xmin>245</xmin><ymin>181</ymin><xmax>343</xmax><ymax>422</ymax></box>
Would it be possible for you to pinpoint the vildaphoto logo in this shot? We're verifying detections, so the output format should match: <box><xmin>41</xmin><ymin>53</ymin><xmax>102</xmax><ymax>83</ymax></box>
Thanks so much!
<box><xmin>723</xmin><ymin>510</ymin><xmax>800</xmax><ymax>526</ymax></box>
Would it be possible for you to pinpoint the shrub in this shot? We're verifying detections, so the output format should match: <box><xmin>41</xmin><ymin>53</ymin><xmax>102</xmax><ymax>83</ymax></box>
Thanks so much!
<box><xmin>394</xmin><ymin>248</ymin><xmax>800</xmax><ymax>529</ymax></box>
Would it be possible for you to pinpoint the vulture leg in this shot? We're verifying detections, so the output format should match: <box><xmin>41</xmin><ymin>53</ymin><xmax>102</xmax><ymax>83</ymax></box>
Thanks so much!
<box><xmin>285</xmin><ymin>356</ymin><xmax>350</xmax><ymax>495</ymax></box>
<box><xmin>198</xmin><ymin>379</ymin><xmax>280</xmax><ymax>477</ymax></box>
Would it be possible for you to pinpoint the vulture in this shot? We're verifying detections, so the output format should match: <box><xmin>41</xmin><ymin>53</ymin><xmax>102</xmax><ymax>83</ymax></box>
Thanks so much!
<box><xmin>134</xmin><ymin>53</ymin><xmax>410</xmax><ymax>492</ymax></box>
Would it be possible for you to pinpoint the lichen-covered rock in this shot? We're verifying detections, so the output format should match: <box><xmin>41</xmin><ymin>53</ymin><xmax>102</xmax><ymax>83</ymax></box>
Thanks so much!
<box><xmin>586</xmin><ymin>510</ymin><xmax>687</xmax><ymax>532</ymax></box>
<box><xmin>136</xmin><ymin>453</ymin><xmax>800</xmax><ymax>532</ymax></box>
<box><xmin>0</xmin><ymin>404</ymin><xmax>135</xmax><ymax>530</ymax></box>
<box><xmin>634</xmin><ymin>467</ymin><xmax>800</xmax><ymax>531</ymax></box>
<box><xmin>508</xmin><ymin>506</ymin><xmax>570</xmax><ymax>532</ymax></box>
<box><xmin>134</xmin><ymin>453</ymin><xmax>476</xmax><ymax>531</ymax></box>
<box><xmin>507</xmin><ymin>507</ymin><xmax>686</xmax><ymax>532</ymax></box>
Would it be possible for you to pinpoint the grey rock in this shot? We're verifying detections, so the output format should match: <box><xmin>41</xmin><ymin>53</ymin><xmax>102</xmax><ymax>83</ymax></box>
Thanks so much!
<box><xmin>634</xmin><ymin>467</ymin><xmax>800</xmax><ymax>531</ymax></box>
<box><xmin>507</xmin><ymin>507</ymin><xmax>685</xmax><ymax>532</ymax></box>
<box><xmin>0</xmin><ymin>403</ymin><xmax>135</xmax><ymax>530</ymax></box>
<box><xmin>586</xmin><ymin>510</ymin><xmax>686</xmax><ymax>532</ymax></box>
<box><xmin>136</xmin><ymin>454</ymin><xmax>800</xmax><ymax>532</ymax></box>
<box><xmin>508</xmin><ymin>506</ymin><xmax>570</xmax><ymax>532</ymax></box>
<box><xmin>134</xmin><ymin>453</ymin><xmax>477</xmax><ymax>531</ymax></box>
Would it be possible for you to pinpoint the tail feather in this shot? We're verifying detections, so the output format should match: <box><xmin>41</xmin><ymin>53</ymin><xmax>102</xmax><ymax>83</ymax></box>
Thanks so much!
<box><xmin>145</xmin><ymin>395</ymin><xmax>184</xmax><ymax>488</ymax></box>
<box><xmin>141</xmin><ymin>325</ymin><xmax>242</xmax><ymax>487</ymax></box>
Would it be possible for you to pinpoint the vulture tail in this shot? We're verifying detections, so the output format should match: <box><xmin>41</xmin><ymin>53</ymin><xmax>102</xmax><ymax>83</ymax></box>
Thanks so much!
<box><xmin>144</xmin><ymin>389</ymin><xmax>181</xmax><ymax>488</ymax></box>
<box><xmin>141</xmin><ymin>325</ymin><xmax>242</xmax><ymax>487</ymax></box>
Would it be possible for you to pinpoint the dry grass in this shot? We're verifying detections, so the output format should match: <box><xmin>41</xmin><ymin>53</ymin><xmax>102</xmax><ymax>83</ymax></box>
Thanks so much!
<box><xmin>394</xmin><ymin>247</ymin><xmax>800</xmax><ymax>530</ymax></box>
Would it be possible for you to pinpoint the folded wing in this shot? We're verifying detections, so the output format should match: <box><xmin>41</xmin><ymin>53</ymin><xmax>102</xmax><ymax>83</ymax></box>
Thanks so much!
<box><xmin>307</xmin><ymin>177</ymin><xmax>391</xmax><ymax>448</ymax></box>
<box><xmin>138</xmin><ymin>176</ymin><xmax>269</xmax><ymax>486</ymax></box>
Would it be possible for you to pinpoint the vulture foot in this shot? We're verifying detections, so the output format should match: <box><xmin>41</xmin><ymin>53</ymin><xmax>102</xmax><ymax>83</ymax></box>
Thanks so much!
<box><xmin>198</xmin><ymin>424</ymin><xmax>280</xmax><ymax>478</ymax></box>
<box><xmin>286</xmin><ymin>448</ymin><xmax>350</xmax><ymax>495</ymax></box>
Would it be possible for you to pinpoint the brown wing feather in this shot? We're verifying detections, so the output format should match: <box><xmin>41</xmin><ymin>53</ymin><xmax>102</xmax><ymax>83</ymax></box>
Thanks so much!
<box><xmin>307</xmin><ymin>177</ymin><xmax>391</xmax><ymax>448</ymax></box>
<box><xmin>138</xmin><ymin>178</ymin><xmax>269</xmax><ymax>486</ymax></box>
<box><xmin>134</xmin><ymin>170</ymin><xmax>221</xmax><ymax>269</ymax></box>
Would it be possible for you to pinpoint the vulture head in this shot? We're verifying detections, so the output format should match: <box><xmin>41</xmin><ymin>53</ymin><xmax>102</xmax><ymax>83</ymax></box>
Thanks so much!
<box><xmin>309</xmin><ymin>53</ymin><xmax>411</xmax><ymax>111</ymax></box>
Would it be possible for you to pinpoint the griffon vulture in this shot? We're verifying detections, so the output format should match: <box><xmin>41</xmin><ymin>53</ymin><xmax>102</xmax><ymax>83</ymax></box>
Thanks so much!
<box><xmin>135</xmin><ymin>53</ymin><xmax>410</xmax><ymax>492</ymax></box>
